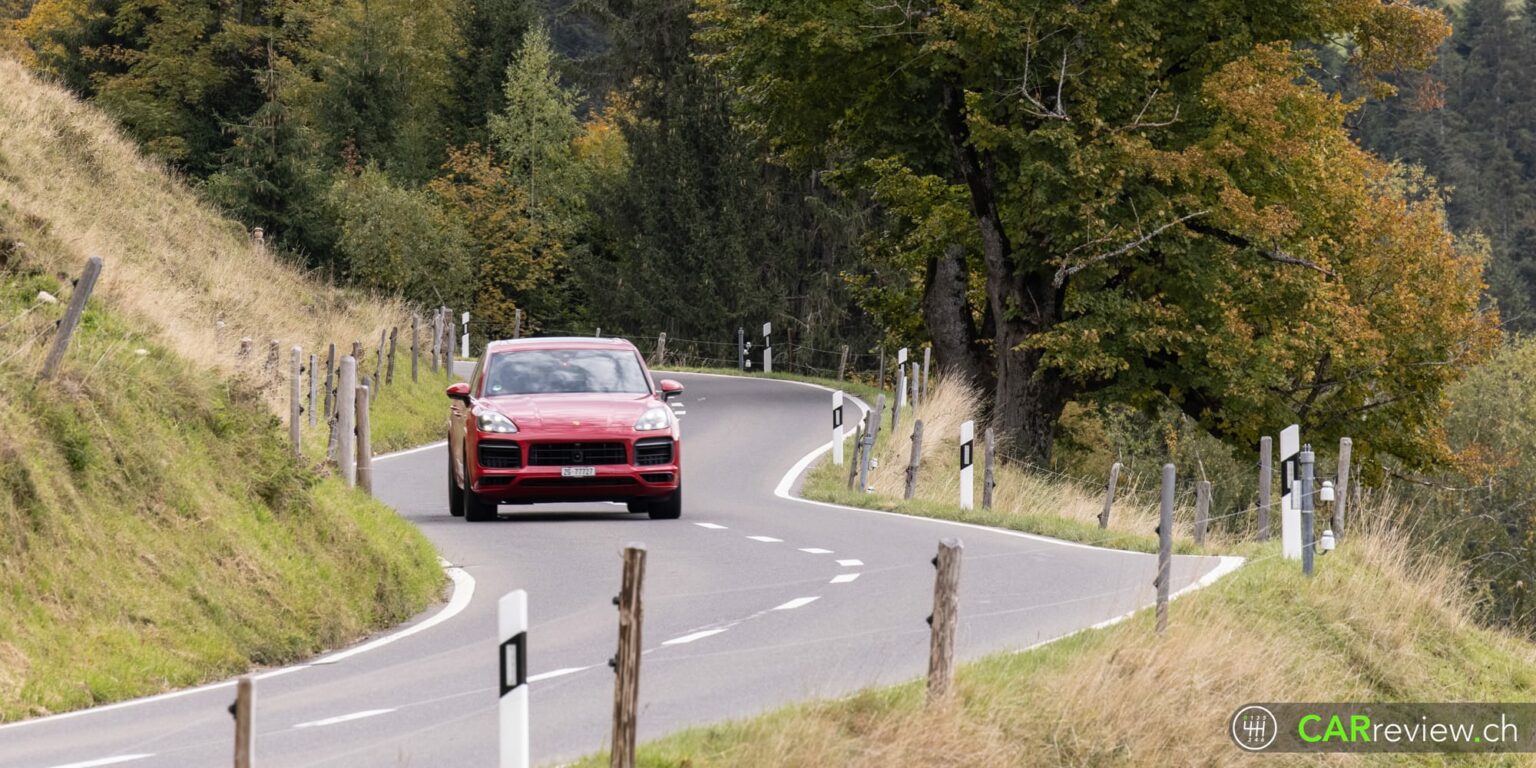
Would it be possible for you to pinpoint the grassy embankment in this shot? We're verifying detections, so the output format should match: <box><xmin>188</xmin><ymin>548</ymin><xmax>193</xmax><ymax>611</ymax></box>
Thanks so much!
<box><xmin>573</xmin><ymin>372</ymin><xmax>1536</xmax><ymax>767</ymax></box>
<box><xmin>0</xmin><ymin>57</ymin><xmax>448</xmax><ymax>719</ymax></box>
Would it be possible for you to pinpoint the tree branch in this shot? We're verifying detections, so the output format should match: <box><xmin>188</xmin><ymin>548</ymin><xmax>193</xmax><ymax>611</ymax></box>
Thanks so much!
<box><xmin>1053</xmin><ymin>210</ymin><xmax>1209</xmax><ymax>288</ymax></box>
<box><xmin>1187</xmin><ymin>222</ymin><xmax>1336</xmax><ymax>278</ymax></box>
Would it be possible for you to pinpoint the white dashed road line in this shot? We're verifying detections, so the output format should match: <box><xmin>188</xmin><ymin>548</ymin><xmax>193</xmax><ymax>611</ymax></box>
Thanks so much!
<box><xmin>829</xmin><ymin>573</ymin><xmax>860</xmax><ymax>584</ymax></box>
<box><xmin>836</xmin><ymin>559</ymin><xmax>863</xmax><ymax>567</ymax></box>
<box><xmin>694</xmin><ymin>522</ymin><xmax>727</xmax><ymax>530</ymax></box>
<box><xmin>43</xmin><ymin>756</ymin><xmax>154</xmax><ymax>768</ymax></box>
<box><xmin>662</xmin><ymin>629</ymin><xmax>729</xmax><ymax>646</ymax></box>
<box><xmin>798</xmin><ymin>547</ymin><xmax>833</xmax><ymax>554</ymax></box>
<box><xmin>746</xmin><ymin>536</ymin><xmax>782</xmax><ymax>543</ymax></box>
<box><xmin>528</xmin><ymin>666</ymin><xmax>591</xmax><ymax>682</ymax></box>
<box><xmin>293</xmin><ymin>709</ymin><xmax>395</xmax><ymax>729</ymax></box>
<box><xmin>773</xmin><ymin>597</ymin><xmax>820</xmax><ymax>611</ymax></box>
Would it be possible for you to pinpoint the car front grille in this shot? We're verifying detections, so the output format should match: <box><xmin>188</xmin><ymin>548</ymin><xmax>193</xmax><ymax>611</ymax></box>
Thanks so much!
<box><xmin>635</xmin><ymin>438</ymin><xmax>674</xmax><ymax>466</ymax></box>
<box><xmin>478</xmin><ymin>442</ymin><xmax>522</xmax><ymax>469</ymax></box>
<box><xmin>527</xmin><ymin>442</ymin><xmax>627</xmax><ymax>466</ymax></box>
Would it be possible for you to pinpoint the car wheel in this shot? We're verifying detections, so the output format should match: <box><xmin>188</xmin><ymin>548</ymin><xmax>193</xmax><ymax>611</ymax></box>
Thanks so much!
<box><xmin>647</xmin><ymin>485</ymin><xmax>682</xmax><ymax>520</ymax></box>
<box><xmin>463</xmin><ymin>441</ymin><xmax>498</xmax><ymax>522</ymax></box>
<box><xmin>625</xmin><ymin>500</ymin><xmax>650</xmax><ymax>514</ymax></box>
<box><xmin>448</xmin><ymin>446</ymin><xmax>465</xmax><ymax>517</ymax></box>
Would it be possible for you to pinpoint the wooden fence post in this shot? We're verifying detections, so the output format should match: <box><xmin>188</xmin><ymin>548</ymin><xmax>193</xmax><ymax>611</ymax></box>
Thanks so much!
<box><xmin>611</xmin><ymin>544</ymin><xmax>647</xmax><ymax>768</ymax></box>
<box><xmin>446</xmin><ymin>308</ymin><xmax>457</xmax><ymax>373</ymax></box>
<box><xmin>323</xmin><ymin>344</ymin><xmax>336</xmax><ymax>422</ymax></box>
<box><xmin>1334</xmin><ymin>437</ymin><xmax>1352</xmax><ymax>540</ymax></box>
<box><xmin>289</xmin><ymin>347</ymin><xmax>303</xmax><ymax>458</ymax></box>
<box><xmin>927</xmin><ymin>538</ymin><xmax>963</xmax><ymax>705</ymax></box>
<box><xmin>356</xmin><ymin>384</ymin><xmax>372</xmax><ymax>496</ymax></box>
<box><xmin>238</xmin><ymin>337</ymin><xmax>253</xmax><ymax>360</ymax></box>
<box><xmin>847</xmin><ymin>421</ymin><xmax>863</xmax><ymax>490</ymax></box>
<box><xmin>232</xmin><ymin>676</ymin><xmax>254</xmax><ymax>768</ymax></box>
<box><xmin>386</xmin><ymin>327</ymin><xmax>397</xmax><ymax>385</ymax></box>
<box><xmin>1259</xmin><ymin>436</ymin><xmax>1272</xmax><ymax>542</ymax></box>
<box><xmin>513</xmin><ymin>308</ymin><xmax>523</xmax><ymax>339</ymax></box>
<box><xmin>308</xmin><ymin>353</ymin><xmax>318</xmax><ymax>428</ymax></box>
<box><xmin>375</xmin><ymin>329</ymin><xmax>385</xmax><ymax>385</ymax></box>
<box><xmin>838</xmin><ymin>345</ymin><xmax>849</xmax><ymax>381</ymax></box>
<box><xmin>40</xmin><ymin>255</ymin><xmax>103</xmax><ymax>380</ymax></box>
<box><xmin>411</xmin><ymin>314</ymin><xmax>420</xmax><ymax>382</ymax></box>
<box><xmin>652</xmin><ymin>332</ymin><xmax>667</xmax><ymax>366</ymax></box>
<box><xmin>982</xmin><ymin>428</ymin><xmax>996</xmax><ymax>510</ymax></box>
<box><xmin>921</xmin><ymin>347</ymin><xmax>931</xmax><ymax>405</ymax></box>
<box><xmin>905</xmin><ymin>420</ymin><xmax>925</xmax><ymax>500</ymax></box>
<box><xmin>1156</xmin><ymin>464</ymin><xmax>1174</xmax><ymax>633</ymax></box>
<box><xmin>1194</xmin><ymin>479</ymin><xmax>1211</xmax><ymax>545</ymax></box>
<box><xmin>877</xmin><ymin>348</ymin><xmax>886</xmax><ymax>393</ymax></box>
<box><xmin>430</xmin><ymin>312</ymin><xmax>441</xmax><ymax>374</ymax></box>
<box><xmin>338</xmin><ymin>357</ymin><xmax>357</xmax><ymax>487</ymax></box>
<box><xmin>1100</xmin><ymin>461</ymin><xmax>1121</xmax><ymax>529</ymax></box>
<box><xmin>265</xmin><ymin>340</ymin><xmax>279</xmax><ymax>377</ymax></box>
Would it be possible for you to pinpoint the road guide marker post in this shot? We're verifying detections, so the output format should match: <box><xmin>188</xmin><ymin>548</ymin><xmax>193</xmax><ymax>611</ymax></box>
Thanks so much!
<box><xmin>959</xmin><ymin>420</ymin><xmax>975</xmax><ymax>510</ymax></box>
<box><xmin>1280</xmin><ymin>424</ymin><xmax>1301</xmax><ymax>560</ymax></box>
<box><xmin>499</xmin><ymin>590</ymin><xmax>529</xmax><ymax>768</ymax></box>
<box><xmin>832</xmin><ymin>390</ymin><xmax>845</xmax><ymax>465</ymax></box>
<box><xmin>762</xmin><ymin>322</ymin><xmax>772</xmax><ymax>374</ymax></box>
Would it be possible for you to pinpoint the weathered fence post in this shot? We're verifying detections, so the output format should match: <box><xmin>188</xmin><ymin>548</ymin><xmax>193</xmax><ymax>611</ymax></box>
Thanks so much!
<box><xmin>921</xmin><ymin>347</ymin><xmax>931</xmax><ymax>404</ymax></box>
<box><xmin>877</xmin><ymin>348</ymin><xmax>886</xmax><ymax>393</ymax></box>
<box><xmin>338</xmin><ymin>357</ymin><xmax>357</xmax><ymax>487</ymax></box>
<box><xmin>910</xmin><ymin>362</ymin><xmax>920</xmax><ymax>411</ymax></box>
<box><xmin>232</xmin><ymin>676</ymin><xmax>254</xmax><ymax>768</ymax></box>
<box><xmin>860</xmin><ymin>404</ymin><xmax>878</xmax><ymax>492</ymax></box>
<box><xmin>430</xmin><ymin>312</ymin><xmax>441</xmax><ymax>374</ymax></box>
<box><xmin>611</xmin><ymin>544</ymin><xmax>647</xmax><ymax>768</ymax></box>
<box><xmin>387</xmin><ymin>327</ymin><xmax>397</xmax><ymax>385</ymax></box>
<box><xmin>1100</xmin><ymin>462</ymin><xmax>1121</xmax><ymax>529</ymax></box>
<box><xmin>1258</xmin><ymin>436</ymin><xmax>1272</xmax><ymax>542</ymax></box>
<box><xmin>652</xmin><ymin>332</ymin><xmax>667</xmax><ymax>366</ymax></box>
<box><xmin>513</xmin><ymin>308</ymin><xmax>523</xmax><ymax>339</ymax></box>
<box><xmin>499</xmin><ymin>590</ymin><xmax>529</xmax><ymax>768</ymax></box>
<box><xmin>1334</xmin><ymin>437</ymin><xmax>1352</xmax><ymax>540</ymax></box>
<box><xmin>445</xmin><ymin>308</ymin><xmax>457</xmax><ymax>373</ymax></box>
<box><xmin>411</xmin><ymin>315</ymin><xmax>420</xmax><ymax>382</ymax></box>
<box><xmin>927</xmin><ymin>538</ymin><xmax>963</xmax><ymax>705</ymax></box>
<box><xmin>375</xmin><ymin>329</ymin><xmax>385</xmax><ymax>385</ymax></box>
<box><xmin>323</xmin><ymin>344</ymin><xmax>336</xmax><ymax>421</ymax></box>
<box><xmin>847</xmin><ymin>420</ymin><xmax>863</xmax><ymax>490</ymax></box>
<box><xmin>238</xmin><ymin>337</ymin><xmax>254</xmax><ymax>360</ymax></box>
<box><xmin>982</xmin><ymin>428</ymin><xmax>996</xmax><ymax>510</ymax></box>
<box><xmin>838</xmin><ymin>344</ymin><xmax>849</xmax><ymax>381</ymax></box>
<box><xmin>893</xmin><ymin>352</ymin><xmax>906</xmax><ymax>431</ymax></box>
<box><xmin>308</xmin><ymin>353</ymin><xmax>318</xmax><ymax>427</ymax></box>
<box><xmin>1156</xmin><ymin>463</ymin><xmax>1173</xmax><ymax>633</ymax></box>
<box><xmin>737</xmin><ymin>327</ymin><xmax>745</xmax><ymax>371</ymax></box>
<box><xmin>904</xmin><ymin>420</ymin><xmax>925</xmax><ymax>500</ymax></box>
<box><xmin>1194</xmin><ymin>479</ymin><xmax>1211</xmax><ymax>546</ymax></box>
<box><xmin>40</xmin><ymin>255</ymin><xmax>103</xmax><ymax>380</ymax></box>
<box><xmin>356</xmin><ymin>384</ymin><xmax>372</xmax><ymax>496</ymax></box>
<box><xmin>290</xmin><ymin>346</ymin><xmax>303</xmax><ymax>458</ymax></box>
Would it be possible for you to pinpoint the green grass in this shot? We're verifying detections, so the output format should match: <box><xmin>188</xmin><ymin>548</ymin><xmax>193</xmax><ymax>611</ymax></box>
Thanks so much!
<box><xmin>0</xmin><ymin>270</ymin><xmax>443</xmax><ymax>720</ymax></box>
<box><xmin>299</xmin><ymin>360</ymin><xmax>456</xmax><ymax>463</ymax></box>
<box><xmin>569</xmin><ymin>524</ymin><xmax>1536</xmax><ymax>767</ymax></box>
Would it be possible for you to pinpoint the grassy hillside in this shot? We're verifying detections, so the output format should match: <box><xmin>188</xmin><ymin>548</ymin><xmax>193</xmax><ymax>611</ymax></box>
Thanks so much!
<box><xmin>0</xmin><ymin>58</ymin><xmax>447</xmax><ymax>719</ymax></box>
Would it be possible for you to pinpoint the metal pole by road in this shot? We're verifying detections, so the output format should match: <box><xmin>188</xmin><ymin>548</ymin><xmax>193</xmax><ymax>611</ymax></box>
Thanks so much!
<box><xmin>610</xmin><ymin>544</ymin><xmax>646</xmax><ymax>768</ymax></box>
<box><xmin>40</xmin><ymin>255</ymin><xmax>103</xmax><ymax>381</ymax></box>
<box><xmin>1156</xmin><ymin>463</ymin><xmax>1174</xmax><ymax>633</ymax></box>
<box><xmin>338</xmin><ymin>356</ymin><xmax>357</xmax><ymax>487</ymax></box>
<box><xmin>356</xmin><ymin>384</ymin><xmax>372</xmax><ymax>496</ymax></box>
<box><xmin>958</xmin><ymin>420</ymin><xmax>975</xmax><ymax>510</ymax></box>
<box><xmin>1301</xmin><ymin>444</ymin><xmax>1315</xmax><ymax>577</ymax></box>
<box><xmin>927</xmin><ymin>538</ymin><xmax>962</xmax><ymax>705</ymax></box>
<box><xmin>499</xmin><ymin>590</ymin><xmax>529</xmax><ymax>768</ymax></box>
<box><xmin>831</xmin><ymin>391</ymin><xmax>845</xmax><ymax>466</ymax></box>
<box><xmin>1258</xmin><ymin>436</ymin><xmax>1272</xmax><ymax>541</ymax></box>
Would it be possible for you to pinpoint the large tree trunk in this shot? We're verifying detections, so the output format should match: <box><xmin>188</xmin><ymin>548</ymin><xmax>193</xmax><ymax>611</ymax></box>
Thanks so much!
<box><xmin>923</xmin><ymin>243</ymin><xmax>990</xmax><ymax>387</ymax></box>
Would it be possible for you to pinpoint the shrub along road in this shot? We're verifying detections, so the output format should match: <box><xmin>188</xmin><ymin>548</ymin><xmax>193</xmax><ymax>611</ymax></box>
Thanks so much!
<box><xmin>0</xmin><ymin>370</ymin><xmax>1228</xmax><ymax>767</ymax></box>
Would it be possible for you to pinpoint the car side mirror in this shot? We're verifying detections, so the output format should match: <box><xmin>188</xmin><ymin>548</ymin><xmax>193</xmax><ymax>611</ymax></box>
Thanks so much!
<box><xmin>446</xmin><ymin>382</ymin><xmax>471</xmax><ymax>403</ymax></box>
<box><xmin>659</xmin><ymin>379</ymin><xmax>684</xmax><ymax>400</ymax></box>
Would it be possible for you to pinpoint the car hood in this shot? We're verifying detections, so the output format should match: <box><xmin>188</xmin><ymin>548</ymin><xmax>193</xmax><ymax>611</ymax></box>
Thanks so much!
<box><xmin>479</xmin><ymin>392</ymin><xmax>661</xmax><ymax>430</ymax></box>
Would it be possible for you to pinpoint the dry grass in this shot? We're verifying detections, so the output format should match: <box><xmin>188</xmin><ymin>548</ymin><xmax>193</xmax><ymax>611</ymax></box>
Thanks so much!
<box><xmin>0</xmin><ymin>57</ymin><xmax>412</xmax><ymax>402</ymax></box>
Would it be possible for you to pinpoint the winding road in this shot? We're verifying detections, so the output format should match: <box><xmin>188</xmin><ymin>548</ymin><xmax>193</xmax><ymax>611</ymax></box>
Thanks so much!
<box><xmin>0</xmin><ymin>370</ymin><xmax>1233</xmax><ymax>767</ymax></box>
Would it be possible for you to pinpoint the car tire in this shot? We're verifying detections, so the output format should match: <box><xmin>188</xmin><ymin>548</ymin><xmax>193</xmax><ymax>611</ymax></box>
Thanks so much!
<box><xmin>625</xmin><ymin>500</ymin><xmax>650</xmax><ymax>514</ymax></box>
<box><xmin>463</xmin><ymin>441</ymin><xmax>498</xmax><ymax>522</ymax></box>
<box><xmin>647</xmin><ymin>486</ymin><xmax>682</xmax><ymax>520</ymax></box>
<box><xmin>448</xmin><ymin>447</ymin><xmax>465</xmax><ymax>517</ymax></box>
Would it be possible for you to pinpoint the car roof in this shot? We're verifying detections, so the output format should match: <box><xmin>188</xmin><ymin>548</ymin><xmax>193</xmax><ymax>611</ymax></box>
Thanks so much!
<box><xmin>484</xmin><ymin>337</ymin><xmax>640</xmax><ymax>353</ymax></box>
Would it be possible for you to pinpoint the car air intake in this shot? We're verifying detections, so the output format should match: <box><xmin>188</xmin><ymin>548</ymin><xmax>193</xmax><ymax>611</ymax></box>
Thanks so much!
<box><xmin>527</xmin><ymin>442</ymin><xmax>627</xmax><ymax>466</ymax></box>
<box><xmin>478</xmin><ymin>442</ymin><xmax>522</xmax><ymax>469</ymax></box>
<box><xmin>635</xmin><ymin>438</ymin><xmax>674</xmax><ymax>466</ymax></box>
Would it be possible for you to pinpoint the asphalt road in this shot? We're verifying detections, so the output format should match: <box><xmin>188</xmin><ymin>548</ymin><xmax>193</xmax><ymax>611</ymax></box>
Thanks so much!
<box><xmin>0</xmin><ymin>370</ymin><xmax>1233</xmax><ymax>767</ymax></box>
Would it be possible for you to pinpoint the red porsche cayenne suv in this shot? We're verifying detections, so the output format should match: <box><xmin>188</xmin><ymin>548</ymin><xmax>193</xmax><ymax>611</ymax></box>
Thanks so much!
<box><xmin>446</xmin><ymin>337</ymin><xmax>684</xmax><ymax>522</ymax></box>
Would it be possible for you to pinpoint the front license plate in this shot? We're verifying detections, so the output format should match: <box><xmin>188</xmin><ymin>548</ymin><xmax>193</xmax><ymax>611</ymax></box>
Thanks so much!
<box><xmin>561</xmin><ymin>466</ymin><xmax>597</xmax><ymax>478</ymax></box>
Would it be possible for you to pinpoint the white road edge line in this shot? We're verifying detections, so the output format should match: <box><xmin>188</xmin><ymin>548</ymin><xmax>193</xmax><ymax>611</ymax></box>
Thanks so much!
<box><xmin>746</xmin><ymin>535</ymin><xmax>782</xmax><ymax>543</ymax></box>
<box><xmin>0</xmin><ymin>559</ymin><xmax>476</xmax><ymax>732</ymax></box>
<box><xmin>528</xmin><ymin>666</ymin><xmax>591</xmax><ymax>682</ymax></box>
<box><xmin>42</xmin><ymin>755</ymin><xmax>154</xmax><ymax>768</ymax></box>
<box><xmin>773</xmin><ymin>597</ymin><xmax>820</xmax><ymax>611</ymax></box>
<box><xmin>836</xmin><ymin>559</ymin><xmax>863</xmax><ymax>567</ymax></box>
<box><xmin>798</xmin><ymin>547</ymin><xmax>833</xmax><ymax>554</ymax></box>
<box><xmin>293</xmin><ymin>709</ymin><xmax>395</xmax><ymax>729</ymax></box>
<box><xmin>374</xmin><ymin>439</ymin><xmax>448</xmax><ymax>462</ymax></box>
<box><xmin>829</xmin><ymin>573</ymin><xmax>860</xmax><ymax>584</ymax></box>
<box><xmin>662</xmin><ymin>628</ymin><xmax>729</xmax><ymax>646</ymax></box>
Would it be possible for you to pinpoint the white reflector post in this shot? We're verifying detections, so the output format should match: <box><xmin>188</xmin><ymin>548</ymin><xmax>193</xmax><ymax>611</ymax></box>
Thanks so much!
<box><xmin>1280</xmin><ymin>424</ymin><xmax>1301</xmax><ymax>561</ymax></box>
<box><xmin>499</xmin><ymin>589</ymin><xmax>529</xmax><ymax>768</ymax></box>
<box><xmin>832</xmin><ymin>390</ymin><xmax>845</xmax><ymax>466</ymax></box>
<box><xmin>461</xmin><ymin>312</ymin><xmax>470</xmax><ymax>358</ymax></box>
<box><xmin>896</xmin><ymin>347</ymin><xmax>909</xmax><ymax>410</ymax></box>
<box><xmin>959</xmin><ymin>420</ymin><xmax>975</xmax><ymax>510</ymax></box>
<box><xmin>762</xmin><ymin>322</ymin><xmax>772</xmax><ymax>374</ymax></box>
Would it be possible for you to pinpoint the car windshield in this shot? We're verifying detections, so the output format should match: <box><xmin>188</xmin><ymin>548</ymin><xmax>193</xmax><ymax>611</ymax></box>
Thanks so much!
<box><xmin>482</xmin><ymin>349</ymin><xmax>650</xmax><ymax>396</ymax></box>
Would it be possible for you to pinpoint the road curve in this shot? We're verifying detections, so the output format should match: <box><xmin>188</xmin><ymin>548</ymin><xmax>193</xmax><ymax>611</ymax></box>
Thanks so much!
<box><xmin>0</xmin><ymin>371</ymin><xmax>1229</xmax><ymax>767</ymax></box>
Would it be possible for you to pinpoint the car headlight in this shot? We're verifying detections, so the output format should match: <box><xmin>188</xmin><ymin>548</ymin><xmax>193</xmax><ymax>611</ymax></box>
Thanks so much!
<box><xmin>634</xmin><ymin>406</ymin><xmax>671</xmax><ymax>431</ymax></box>
<box><xmin>477</xmin><ymin>411</ymin><xmax>519</xmax><ymax>434</ymax></box>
